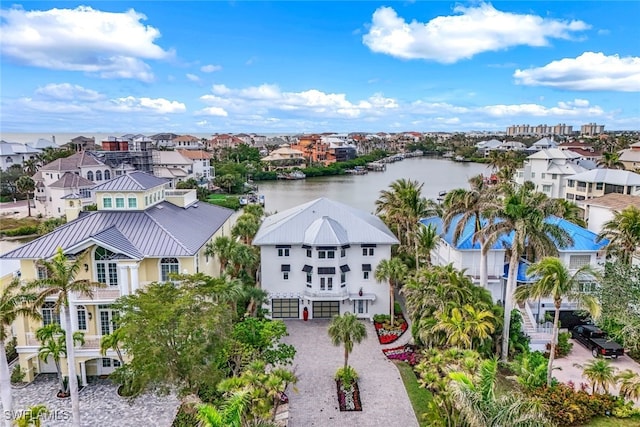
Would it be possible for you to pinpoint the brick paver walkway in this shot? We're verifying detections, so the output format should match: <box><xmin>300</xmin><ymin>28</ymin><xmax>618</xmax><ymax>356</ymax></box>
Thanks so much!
<box><xmin>2</xmin><ymin>375</ymin><xmax>179</xmax><ymax>426</ymax></box>
<box><xmin>283</xmin><ymin>319</ymin><xmax>418</xmax><ymax>427</ymax></box>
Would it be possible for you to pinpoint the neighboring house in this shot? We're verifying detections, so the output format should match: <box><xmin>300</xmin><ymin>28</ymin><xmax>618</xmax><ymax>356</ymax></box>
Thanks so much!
<box><xmin>0</xmin><ymin>171</ymin><xmax>235</xmax><ymax>383</ymax></box>
<box><xmin>177</xmin><ymin>149</ymin><xmax>213</xmax><ymax>184</ymax></box>
<box><xmin>619</xmin><ymin>142</ymin><xmax>640</xmax><ymax>171</ymax></box>
<box><xmin>0</xmin><ymin>141</ymin><xmax>41</xmax><ymax>170</ymax></box>
<box><xmin>515</xmin><ymin>149</ymin><xmax>592</xmax><ymax>198</ymax></box>
<box><xmin>421</xmin><ymin>215</ymin><xmax>606</xmax><ymax>334</ymax></box>
<box><xmin>150</xmin><ymin>133</ymin><xmax>179</xmax><ymax>149</ymax></box>
<box><xmin>31</xmin><ymin>138</ymin><xmax>57</xmax><ymax>150</ymax></box>
<box><xmin>65</xmin><ymin>136</ymin><xmax>99</xmax><ymax>152</ymax></box>
<box><xmin>172</xmin><ymin>135</ymin><xmax>203</xmax><ymax>150</ymax></box>
<box><xmin>526</xmin><ymin>137</ymin><xmax>558</xmax><ymax>153</ymax></box>
<box><xmin>498</xmin><ymin>140</ymin><xmax>527</xmax><ymax>152</ymax></box>
<box><xmin>565</xmin><ymin>169</ymin><xmax>640</xmax><ymax>203</ymax></box>
<box><xmin>260</xmin><ymin>144</ymin><xmax>306</xmax><ymax>170</ymax></box>
<box><xmin>584</xmin><ymin>194</ymin><xmax>640</xmax><ymax>234</ymax></box>
<box><xmin>253</xmin><ymin>198</ymin><xmax>399</xmax><ymax>320</ymax></box>
<box><xmin>235</xmin><ymin>133</ymin><xmax>253</xmax><ymax>145</ymax></box>
<box><xmin>475</xmin><ymin>139</ymin><xmax>503</xmax><ymax>156</ymax></box>
<box><xmin>290</xmin><ymin>135</ymin><xmax>334</xmax><ymax>165</ymax></box>
<box><xmin>33</xmin><ymin>152</ymin><xmax>114</xmax><ymax>217</ymax></box>
<box><xmin>152</xmin><ymin>150</ymin><xmax>194</xmax><ymax>186</ymax></box>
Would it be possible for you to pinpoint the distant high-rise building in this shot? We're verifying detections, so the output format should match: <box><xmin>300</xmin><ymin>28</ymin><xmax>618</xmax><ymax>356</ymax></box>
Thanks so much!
<box><xmin>506</xmin><ymin>123</ymin><xmax>573</xmax><ymax>136</ymax></box>
<box><xmin>580</xmin><ymin>123</ymin><xmax>605</xmax><ymax>136</ymax></box>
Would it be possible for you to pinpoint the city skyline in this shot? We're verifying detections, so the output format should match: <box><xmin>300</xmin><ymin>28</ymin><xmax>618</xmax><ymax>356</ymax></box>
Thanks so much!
<box><xmin>1</xmin><ymin>1</ymin><xmax>639</xmax><ymax>134</ymax></box>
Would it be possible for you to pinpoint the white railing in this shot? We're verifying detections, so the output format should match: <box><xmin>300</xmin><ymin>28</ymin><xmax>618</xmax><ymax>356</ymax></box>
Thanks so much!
<box><xmin>303</xmin><ymin>289</ymin><xmax>348</xmax><ymax>299</ymax></box>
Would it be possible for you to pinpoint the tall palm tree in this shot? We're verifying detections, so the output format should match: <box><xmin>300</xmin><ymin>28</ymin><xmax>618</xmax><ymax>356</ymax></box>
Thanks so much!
<box><xmin>598</xmin><ymin>205</ymin><xmax>640</xmax><ymax>264</ymax></box>
<box><xmin>554</xmin><ymin>199</ymin><xmax>587</xmax><ymax>228</ymax></box>
<box><xmin>415</xmin><ymin>224</ymin><xmax>440</xmax><ymax>268</ymax></box>
<box><xmin>99</xmin><ymin>327</ymin><xmax>125</xmax><ymax>365</ymax></box>
<box><xmin>597</xmin><ymin>151</ymin><xmax>625</xmax><ymax>169</ymax></box>
<box><xmin>515</xmin><ymin>257</ymin><xmax>600</xmax><ymax>386</ymax></box>
<box><xmin>22</xmin><ymin>158</ymin><xmax>40</xmax><ymax>176</ymax></box>
<box><xmin>450</xmin><ymin>358</ymin><xmax>552</xmax><ymax>427</ymax></box>
<box><xmin>374</xmin><ymin>258</ymin><xmax>408</xmax><ymax>327</ymax></box>
<box><xmin>443</xmin><ymin>175</ymin><xmax>495</xmax><ymax>288</ymax></box>
<box><xmin>27</xmin><ymin>247</ymin><xmax>104</xmax><ymax>427</ymax></box>
<box><xmin>482</xmin><ymin>182</ymin><xmax>572</xmax><ymax>361</ymax></box>
<box><xmin>205</xmin><ymin>236</ymin><xmax>237</xmax><ymax>275</ymax></box>
<box><xmin>36</xmin><ymin>324</ymin><xmax>85</xmax><ymax>395</ymax></box>
<box><xmin>16</xmin><ymin>176</ymin><xmax>35</xmax><ymax>217</ymax></box>
<box><xmin>232</xmin><ymin>214</ymin><xmax>261</xmax><ymax>245</ymax></box>
<box><xmin>0</xmin><ymin>279</ymin><xmax>40</xmax><ymax>427</ymax></box>
<box><xmin>577</xmin><ymin>359</ymin><xmax>617</xmax><ymax>394</ymax></box>
<box><xmin>616</xmin><ymin>369</ymin><xmax>640</xmax><ymax>401</ymax></box>
<box><xmin>327</xmin><ymin>313</ymin><xmax>367</xmax><ymax>369</ymax></box>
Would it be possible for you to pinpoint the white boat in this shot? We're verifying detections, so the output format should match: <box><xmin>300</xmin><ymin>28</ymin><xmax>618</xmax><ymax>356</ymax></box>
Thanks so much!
<box><xmin>277</xmin><ymin>171</ymin><xmax>306</xmax><ymax>180</ymax></box>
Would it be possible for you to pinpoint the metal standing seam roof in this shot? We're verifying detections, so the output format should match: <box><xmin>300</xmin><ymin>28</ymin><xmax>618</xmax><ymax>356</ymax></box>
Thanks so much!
<box><xmin>253</xmin><ymin>197</ymin><xmax>399</xmax><ymax>246</ymax></box>
<box><xmin>421</xmin><ymin>215</ymin><xmax>608</xmax><ymax>252</ymax></box>
<box><xmin>0</xmin><ymin>201</ymin><xmax>234</xmax><ymax>260</ymax></box>
<box><xmin>303</xmin><ymin>216</ymin><xmax>350</xmax><ymax>246</ymax></box>
<box><xmin>568</xmin><ymin>169</ymin><xmax>640</xmax><ymax>187</ymax></box>
<box><xmin>91</xmin><ymin>171</ymin><xmax>169</xmax><ymax>191</ymax></box>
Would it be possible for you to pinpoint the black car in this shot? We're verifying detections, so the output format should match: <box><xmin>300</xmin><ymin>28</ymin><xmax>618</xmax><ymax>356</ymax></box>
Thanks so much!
<box><xmin>571</xmin><ymin>325</ymin><xmax>625</xmax><ymax>359</ymax></box>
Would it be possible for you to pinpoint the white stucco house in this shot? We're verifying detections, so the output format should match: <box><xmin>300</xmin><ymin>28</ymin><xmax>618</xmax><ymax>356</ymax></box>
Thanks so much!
<box><xmin>584</xmin><ymin>193</ymin><xmax>640</xmax><ymax>234</ymax></box>
<box><xmin>253</xmin><ymin>198</ymin><xmax>399</xmax><ymax>320</ymax></box>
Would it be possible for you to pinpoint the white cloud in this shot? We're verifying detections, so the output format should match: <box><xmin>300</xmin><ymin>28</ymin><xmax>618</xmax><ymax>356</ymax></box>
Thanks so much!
<box><xmin>186</xmin><ymin>73</ymin><xmax>201</xmax><ymax>83</ymax></box>
<box><xmin>362</xmin><ymin>4</ymin><xmax>589</xmax><ymax>63</ymax></box>
<box><xmin>200</xmin><ymin>64</ymin><xmax>222</xmax><ymax>73</ymax></box>
<box><xmin>0</xmin><ymin>5</ymin><xmax>172</xmax><ymax>81</ymax></box>
<box><xmin>35</xmin><ymin>83</ymin><xmax>103</xmax><ymax>101</ymax></box>
<box><xmin>109</xmin><ymin>96</ymin><xmax>186</xmax><ymax>113</ymax></box>
<box><xmin>514</xmin><ymin>52</ymin><xmax>640</xmax><ymax>92</ymax></box>
<box><xmin>196</xmin><ymin>107</ymin><xmax>228</xmax><ymax>117</ymax></box>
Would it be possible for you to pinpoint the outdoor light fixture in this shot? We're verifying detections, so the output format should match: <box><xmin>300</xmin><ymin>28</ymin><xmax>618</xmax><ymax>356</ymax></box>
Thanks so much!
<box><xmin>88</xmin><ymin>312</ymin><xmax>93</xmax><ymax>321</ymax></box>
<box><xmin>83</xmin><ymin>264</ymin><xmax>89</xmax><ymax>272</ymax></box>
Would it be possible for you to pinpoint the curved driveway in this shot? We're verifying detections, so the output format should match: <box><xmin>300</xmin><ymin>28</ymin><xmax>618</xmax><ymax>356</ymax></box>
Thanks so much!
<box><xmin>283</xmin><ymin>319</ymin><xmax>418</xmax><ymax>427</ymax></box>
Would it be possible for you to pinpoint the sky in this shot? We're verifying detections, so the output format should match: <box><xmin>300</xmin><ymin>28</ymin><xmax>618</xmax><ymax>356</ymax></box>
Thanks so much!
<box><xmin>1</xmin><ymin>1</ymin><xmax>639</xmax><ymax>135</ymax></box>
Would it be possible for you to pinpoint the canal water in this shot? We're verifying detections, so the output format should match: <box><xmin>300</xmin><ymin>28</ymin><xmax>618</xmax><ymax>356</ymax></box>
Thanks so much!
<box><xmin>256</xmin><ymin>157</ymin><xmax>490</xmax><ymax>214</ymax></box>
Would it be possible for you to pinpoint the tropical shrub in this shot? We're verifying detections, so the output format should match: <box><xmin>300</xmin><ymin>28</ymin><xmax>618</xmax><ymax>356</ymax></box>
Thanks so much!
<box><xmin>511</xmin><ymin>351</ymin><xmax>547</xmax><ymax>391</ymax></box>
<box><xmin>373</xmin><ymin>314</ymin><xmax>390</xmax><ymax>323</ymax></box>
<box><xmin>509</xmin><ymin>309</ymin><xmax>530</xmax><ymax>356</ymax></box>
<box><xmin>5</xmin><ymin>336</ymin><xmax>18</xmax><ymax>363</ymax></box>
<box><xmin>11</xmin><ymin>365</ymin><xmax>25</xmax><ymax>384</ymax></box>
<box><xmin>530</xmin><ymin>384</ymin><xmax>618</xmax><ymax>426</ymax></box>
<box><xmin>2</xmin><ymin>225</ymin><xmax>39</xmax><ymax>236</ymax></box>
<box><xmin>556</xmin><ymin>332</ymin><xmax>573</xmax><ymax>357</ymax></box>
<box><xmin>172</xmin><ymin>403</ymin><xmax>200</xmax><ymax>427</ymax></box>
<box><xmin>394</xmin><ymin>301</ymin><xmax>403</xmax><ymax>315</ymax></box>
<box><xmin>612</xmin><ymin>400</ymin><xmax>640</xmax><ymax>418</ymax></box>
<box><xmin>335</xmin><ymin>366</ymin><xmax>359</xmax><ymax>386</ymax></box>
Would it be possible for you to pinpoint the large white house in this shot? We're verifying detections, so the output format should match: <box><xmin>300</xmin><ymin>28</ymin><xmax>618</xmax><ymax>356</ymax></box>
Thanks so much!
<box><xmin>515</xmin><ymin>149</ymin><xmax>592</xmax><ymax>198</ymax></box>
<box><xmin>253</xmin><ymin>198</ymin><xmax>399</xmax><ymax>320</ymax></box>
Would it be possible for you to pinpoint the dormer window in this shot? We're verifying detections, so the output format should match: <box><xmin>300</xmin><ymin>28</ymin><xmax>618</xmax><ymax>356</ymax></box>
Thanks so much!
<box><xmin>103</xmin><ymin>196</ymin><xmax>113</xmax><ymax>208</ymax></box>
<box><xmin>115</xmin><ymin>197</ymin><xmax>125</xmax><ymax>208</ymax></box>
<box><xmin>128</xmin><ymin>196</ymin><xmax>137</xmax><ymax>208</ymax></box>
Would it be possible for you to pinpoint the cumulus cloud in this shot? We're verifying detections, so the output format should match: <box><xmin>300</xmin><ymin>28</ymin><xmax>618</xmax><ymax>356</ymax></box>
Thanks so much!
<box><xmin>109</xmin><ymin>96</ymin><xmax>186</xmax><ymax>113</ymax></box>
<box><xmin>362</xmin><ymin>4</ymin><xmax>589</xmax><ymax>63</ymax></box>
<box><xmin>200</xmin><ymin>64</ymin><xmax>222</xmax><ymax>73</ymax></box>
<box><xmin>35</xmin><ymin>83</ymin><xmax>103</xmax><ymax>101</ymax></box>
<box><xmin>186</xmin><ymin>73</ymin><xmax>201</xmax><ymax>83</ymax></box>
<box><xmin>514</xmin><ymin>52</ymin><xmax>640</xmax><ymax>91</ymax></box>
<box><xmin>0</xmin><ymin>5</ymin><xmax>172</xmax><ymax>81</ymax></box>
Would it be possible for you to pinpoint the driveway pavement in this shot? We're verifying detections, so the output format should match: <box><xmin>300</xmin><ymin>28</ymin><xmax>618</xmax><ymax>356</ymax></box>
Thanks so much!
<box><xmin>282</xmin><ymin>319</ymin><xmax>418</xmax><ymax>427</ymax></box>
<box><xmin>553</xmin><ymin>338</ymin><xmax>640</xmax><ymax>406</ymax></box>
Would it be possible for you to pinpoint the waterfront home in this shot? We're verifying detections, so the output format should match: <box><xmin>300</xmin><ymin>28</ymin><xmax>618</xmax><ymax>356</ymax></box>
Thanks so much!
<box><xmin>420</xmin><ymin>215</ymin><xmax>606</xmax><ymax>341</ymax></box>
<box><xmin>253</xmin><ymin>198</ymin><xmax>399</xmax><ymax>320</ymax></box>
<box><xmin>152</xmin><ymin>150</ymin><xmax>194</xmax><ymax>187</ymax></box>
<box><xmin>0</xmin><ymin>171</ymin><xmax>234</xmax><ymax>383</ymax></box>
<box><xmin>0</xmin><ymin>140</ymin><xmax>40</xmax><ymax>171</ymax></box>
<box><xmin>172</xmin><ymin>134</ymin><xmax>203</xmax><ymax>150</ymax></box>
<box><xmin>177</xmin><ymin>149</ymin><xmax>213</xmax><ymax>185</ymax></box>
<box><xmin>260</xmin><ymin>144</ymin><xmax>306</xmax><ymax>170</ymax></box>
<box><xmin>526</xmin><ymin>137</ymin><xmax>559</xmax><ymax>152</ymax></box>
<box><xmin>515</xmin><ymin>149</ymin><xmax>592</xmax><ymax>198</ymax></box>
<box><xmin>565</xmin><ymin>169</ymin><xmax>640</xmax><ymax>203</ymax></box>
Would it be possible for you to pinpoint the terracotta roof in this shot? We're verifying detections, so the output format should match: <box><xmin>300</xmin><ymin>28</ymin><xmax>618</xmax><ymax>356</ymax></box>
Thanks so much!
<box><xmin>172</xmin><ymin>135</ymin><xmax>199</xmax><ymax>142</ymax></box>
<box><xmin>177</xmin><ymin>149</ymin><xmax>212</xmax><ymax>160</ymax></box>
<box><xmin>585</xmin><ymin>194</ymin><xmax>640</xmax><ymax>211</ymax></box>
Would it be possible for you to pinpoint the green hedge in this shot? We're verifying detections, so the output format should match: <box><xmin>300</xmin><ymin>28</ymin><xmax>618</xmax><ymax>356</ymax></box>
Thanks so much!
<box><xmin>2</xmin><ymin>225</ymin><xmax>39</xmax><ymax>236</ymax></box>
<box><xmin>206</xmin><ymin>196</ymin><xmax>241</xmax><ymax>210</ymax></box>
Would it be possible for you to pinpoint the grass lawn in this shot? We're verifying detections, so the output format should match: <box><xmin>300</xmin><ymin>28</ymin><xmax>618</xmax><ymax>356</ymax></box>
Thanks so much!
<box><xmin>395</xmin><ymin>361</ymin><xmax>432</xmax><ymax>427</ymax></box>
<box><xmin>584</xmin><ymin>416</ymin><xmax>640</xmax><ymax>426</ymax></box>
<box><xmin>0</xmin><ymin>217</ymin><xmax>40</xmax><ymax>231</ymax></box>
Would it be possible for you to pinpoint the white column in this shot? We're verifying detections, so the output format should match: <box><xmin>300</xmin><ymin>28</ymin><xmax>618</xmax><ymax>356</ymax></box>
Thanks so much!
<box><xmin>80</xmin><ymin>361</ymin><xmax>87</xmax><ymax>387</ymax></box>
<box><xmin>118</xmin><ymin>264</ymin><xmax>129</xmax><ymax>296</ymax></box>
<box><xmin>130</xmin><ymin>264</ymin><xmax>139</xmax><ymax>293</ymax></box>
<box><xmin>70</xmin><ymin>302</ymin><xmax>78</xmax><ymax>333</ymax></box>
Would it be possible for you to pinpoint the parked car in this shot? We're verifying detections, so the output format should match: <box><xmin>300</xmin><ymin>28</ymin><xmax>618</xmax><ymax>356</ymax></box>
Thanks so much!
<box><xmin>571</xmin><ymin>325</ymin><xmax>625</xmax><ymax>359</ymax></box>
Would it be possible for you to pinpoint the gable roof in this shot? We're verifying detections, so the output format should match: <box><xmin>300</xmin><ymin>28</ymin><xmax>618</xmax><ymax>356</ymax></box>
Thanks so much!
<box><xmin>253</xmin><ymin>198</ymin><xmax>398</xmax><ymax>246</ymax></box>
<box><xmin>177</xmin><ymin>150</ymin><xmax>212</xmax><ymax>160</ymax></box>
<box><xmin>154</xmin><ymin>151</ymin><xmax>192</xmax><ymax>165</ymax></box>
<box><xmin>40</xmin><ymin>151</ymin><xmax>104</xmax><ymax>171</ymax></box>
<box><xmin>527</xmin><ymin>148</ymin><xmax>580</xmax><ymax>160</ymax></box>
<box><xmin>50</xmin><ymin>172</ymin><xmax>95</xmax><ymax>189</ymax></box>
<box><xmin>0</xmin><ymin>201</ymin><xmax>233</xmax><ymax>260</ymax></box>
<box><xmin>568</xmin><ymin>169</ymin><xmax>640</xmax><ymax>186</ymax></box>
<box><xmin>421</xmin><ymin>215</ymin><xmax>607</xmax><ymax>252</ymax></box>
<box><xmin>92</xmin><ymin>171</ymin><xmax>168</xmax><ymax>191</ymax></box>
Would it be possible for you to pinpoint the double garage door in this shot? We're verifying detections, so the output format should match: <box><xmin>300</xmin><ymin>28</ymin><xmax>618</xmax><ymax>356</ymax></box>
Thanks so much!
<box><xmin>312</xmin><ymin>301</ymin><xmax>340</xmax><ymax>319</ymax></box>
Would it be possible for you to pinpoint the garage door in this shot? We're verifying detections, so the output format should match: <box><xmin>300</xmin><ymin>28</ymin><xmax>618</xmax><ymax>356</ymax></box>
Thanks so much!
<box><xmin>312</xmin><ymin>301</ymin><xmax>340</xmax><ymax>319</ymax></box>
<box><xmin>272</xmin><ymin>299</ymin><xmax>299</xmax><ymax>319</ymax></box>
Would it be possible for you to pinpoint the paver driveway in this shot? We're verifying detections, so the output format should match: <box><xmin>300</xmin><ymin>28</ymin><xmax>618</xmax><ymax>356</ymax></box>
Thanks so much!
<box><xmin>282</xmin><ymin>319</ymin><xmax>419</xmax><ymax>427</ymax></box>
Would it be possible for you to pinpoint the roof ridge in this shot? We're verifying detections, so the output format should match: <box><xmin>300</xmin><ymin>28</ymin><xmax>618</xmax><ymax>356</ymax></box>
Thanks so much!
<box><xmin>145</xmin><ymin>203</ymin><xmax>191</xmax><ymax>253</ymax></box>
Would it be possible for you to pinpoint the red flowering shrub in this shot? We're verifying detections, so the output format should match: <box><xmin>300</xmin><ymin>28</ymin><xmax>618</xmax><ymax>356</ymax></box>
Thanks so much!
<box><xmin>529</xmin><ymin>384</ymin><xmax>618</xmax><ymax>426</ymax></box>
<box><xmin>374</xmin><ymin>315</ymin><xmax>408</xmax><ymax>345</ymax></box>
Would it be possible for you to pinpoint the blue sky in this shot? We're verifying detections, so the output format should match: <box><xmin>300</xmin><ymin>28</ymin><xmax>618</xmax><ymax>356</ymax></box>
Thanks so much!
<box><xmin>1</xmin><ymin>1</ymin><xmax>639</xmax><ymax>134</ymax></box>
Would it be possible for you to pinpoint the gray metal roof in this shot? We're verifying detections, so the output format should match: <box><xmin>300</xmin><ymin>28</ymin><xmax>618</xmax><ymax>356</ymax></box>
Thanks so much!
<box><xmin>92</xmin><ymin>171</ymin><xmax>169</xmax><ymax>191</ymax></box>
<box><xmin>0</xmin><ymin>201</ymin><xmax>233</xmax><ymax>259</ymax></box>
<box><xmin>49</xmin><ymin>172</ymin><xmax>95</xmax><ymax>189</ymax></box>
<box><xmin>253</xmin><ymin>197</ymin><xmax>398</xmax><ymax>246</ymax></box>
<box><xmin>569</xmin><ymin>169</ymin><xmax>640</xmax><ymax>186</ymax></box>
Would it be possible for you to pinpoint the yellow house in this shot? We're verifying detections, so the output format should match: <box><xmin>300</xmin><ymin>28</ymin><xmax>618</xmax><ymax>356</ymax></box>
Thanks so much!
<box><xmin>0</xmin><ymin>172</ymin><xmax>235</xmax><ymax>384</ymax></box>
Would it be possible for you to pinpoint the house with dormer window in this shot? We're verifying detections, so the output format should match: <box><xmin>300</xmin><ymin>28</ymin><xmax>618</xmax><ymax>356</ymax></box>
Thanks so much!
<box><xmin>253</xmin><ymin>198</ymin><xmax>398</xmax><ymax>320</ymax></box>
<box><xmin>0</xmin><ymin>171</ymin><xmax>234</xmax><ymax>384</ymax></box>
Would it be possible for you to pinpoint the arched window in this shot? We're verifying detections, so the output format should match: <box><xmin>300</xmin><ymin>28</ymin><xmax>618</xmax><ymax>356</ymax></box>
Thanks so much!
<box><xmin>160</xmin><ymin>258</ymin><xmax>179</xmax><ymax>282</ymax></box>
<box><xmin>104</xmin><ymin>170</ymin><xmax>111</xmax><ymax>180</ymax></box>
<box><xmin>95</xmin><ymin>247</ymin><xmax>118</xmax><ymax>286</ymax></box>
<box><xmin>42</xmin><ymin>301</ymin><xmax>60</xmax><ymax>326</ymax></box>
<box><xmin>77</xmin><ymin>305</ymin><xmax>87</xmax><ymax>330</ymax></box>
<box><xmin>87</xmin><ymin>171</ymin><xmax>94</xmax><ymax>181</ymax></box>
<box><xmin>96</xmin><ymin>170</ymin><xmax>103</xmax><ymax>181</ymax></box>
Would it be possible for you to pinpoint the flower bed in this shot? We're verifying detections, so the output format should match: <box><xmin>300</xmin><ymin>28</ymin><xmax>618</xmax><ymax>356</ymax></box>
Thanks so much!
<box><xmin>382</xmin><ymin>344</ymin><xmax>418</xmax><ymax>366</ymax></box>
<box><xmin>336</xmin><ymin>379</ymin><xmax>362</xmax><ymax>411</ymax></box>
<box><xmin>374</xmin><ymin>315</ymin><xmax>408</xmax><ymax>345</ymax></box>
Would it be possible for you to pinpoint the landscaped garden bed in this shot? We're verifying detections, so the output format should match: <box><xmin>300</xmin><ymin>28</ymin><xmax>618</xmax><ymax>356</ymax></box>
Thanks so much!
<box><xmin>336</xmin><ymin>379</ymin><xmax>362</xmax><ymax>412</ymax></box>
<box><xmin>382</xmin><ymin>344</ymin><xmax>418</xmax><ymax>365</ymax></box>
<box><xmin>373</xmin><ymin>314</ymin><xmax>408</xmax><ymax>345</ymax></box>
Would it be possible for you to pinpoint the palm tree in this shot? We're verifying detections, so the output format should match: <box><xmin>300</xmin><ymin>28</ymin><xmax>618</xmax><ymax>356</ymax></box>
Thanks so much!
<box><xmin>415</xmin><ymin>224</ymin><xmax>440</xmax><ymax>268</ymax></box>
<box><xmin>598</xmin><ymin>206</ymin><xmax>640</xmax><ymax>264</ymax></box>
<box><xmin>22</xmin><ymin>158</ymin><xmax>39</xmax><ymax>176</ymax></box>
<box><xmin>597</xmin><ymin>151</ymin><xmax>625</xmax><ymax>169</ymax></box>
<box><xmin>577</xmin><ymin>359</ymin><xmax>617</xmax><ymax>394</ymax></box>
<box><xmin>463</xmin><ymin>304</ymin><xmax>496</xmax><ymax>350</ymax></box>
<box><xmin>616</xmin><ymin>369</ymin><xmax>640</xmax><ymax>400</ymax></box>
<box><xmin>515</xmin><ymin>257</ymin><xmax>600</xmax><ymax>386</ymax></box>
<box><xmin>374</xmin><ymin>258</ymin><xmax>408</xmax><ymax>327</ymax></box>
<box><xmin>14</xmin><ymin>404</ymin><xmax>49</xmax><ymax>427</ymax></box>
<box><xmin>100</xmin><ymin>327</ymin><xmax>125</xmax><ymax>365</ymax></box>
<box><xmin>27</xmin><ymin>247</ymin><xmax>104</xmax><ymax>427</ymax></box>
<box><xmin>327</xmin><ymin>313</ymin><xmax>367</xmax><ymax>369</ymax></box>
<box><xmin>205</xmin><ymin>236</ymin><xmax>237</xmax><ymax>275</ymax></box>
<box><xmin>482</xmin><ymin>182</ymin><xmax>572</xmax><ymax>361</ymax></box>
<box><xmin>36</xmin><ymin>324</ymin><xmax>85</xmax><ymax>395</ymax></box>
<box><xmin>198</xmin><ymin>391</ymin><xmax>249</xmax><ymax>427</ymax></box>
<box><xmin>450</xmin><ymin>358</ymin><xmax>552</xmax><ymax>427</ymax></box>
<box><xmin>232</xmin><ymin>214</ymin><xmax>261</xmax><ymax>245</ymax></box>
<box><xmin>16</xmin><ymin>176</ymin><xmax>35</xmax><ymax>217</ymax></box>
<box><xmin>443</xmin><ymin>175</ymin><xmax>495</xmax><ymax>288</ymax></box>
<box><xmin>0</xmin><ymin>279</ymin><xmax>40</xmax><ymax>427</ymax></box>
<box><xmin>554</xmin><ymin>199</ymin><xmax>587</xmax><ymax>228</ymax></box>
<box><xmin>432</xmin><ymin>307</ymin><xmax>472</xmax><ymax>349</ymax></box>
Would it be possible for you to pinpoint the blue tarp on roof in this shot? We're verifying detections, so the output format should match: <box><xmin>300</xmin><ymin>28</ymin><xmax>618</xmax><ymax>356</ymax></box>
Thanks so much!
<box><xmin>503</xmin><ymin>261</ymin><xmax>538</xmax><ymax>283</ymax></box>
<box><xmin>420</xmin><ymin>215</ymin><xmax>608</xmax><ymax>252</ymax></box>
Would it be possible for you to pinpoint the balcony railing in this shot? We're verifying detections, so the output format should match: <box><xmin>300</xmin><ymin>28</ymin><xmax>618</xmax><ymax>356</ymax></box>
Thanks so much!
<box><xmin>26</xmin><ymin>333</ymin><xmax>102</xmax><ymax>349</ymax></box>
<box><xmin>74</xmin><ymin>287</ymin><xmax>121</xmax><ymax>301</ymax></box>
<box><xmin>303</xmin><ymin>289</ymin><xmax>348</xmax><ymax>300</ymax></box>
